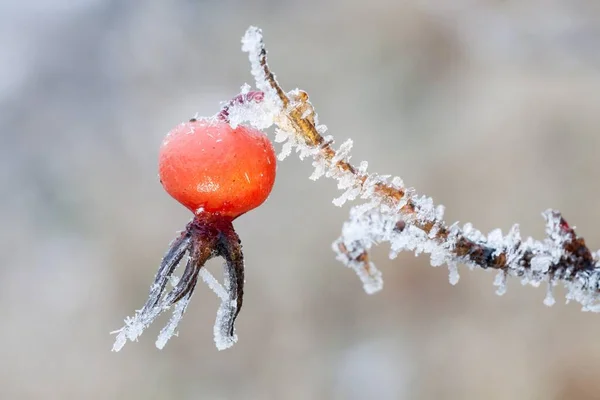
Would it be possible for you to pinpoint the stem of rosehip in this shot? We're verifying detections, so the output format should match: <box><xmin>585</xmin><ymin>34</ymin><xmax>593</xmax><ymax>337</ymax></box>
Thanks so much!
<box><xmin>217</xmin><ymin>90</ymin><xmax>264</xmax><ymax>122</ymax></box>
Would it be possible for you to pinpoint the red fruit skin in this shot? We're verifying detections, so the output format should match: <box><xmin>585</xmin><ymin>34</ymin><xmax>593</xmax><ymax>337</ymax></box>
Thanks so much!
<box><xmin>158</xmin><ymin>119</ymin><xmax>276</xmax><ymax>219</ymax></box>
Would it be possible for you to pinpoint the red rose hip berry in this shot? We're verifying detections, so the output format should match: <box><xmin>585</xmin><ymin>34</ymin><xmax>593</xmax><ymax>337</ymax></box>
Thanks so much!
<box><xmin>113</xmin><ymin>92</ymin><xmax>272</xmax><ymax>352</ymax></box>
<box><xmin>158</xmin><ymin>118</ymin><xmax>276</xmax><ymax>219</ymax></box>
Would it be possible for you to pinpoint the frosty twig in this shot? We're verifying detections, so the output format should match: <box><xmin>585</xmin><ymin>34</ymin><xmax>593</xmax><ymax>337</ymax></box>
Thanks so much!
<box><xmin>240</xmin><ymin>26</ymin><xmax>600</xmax><ymax>312</ymax></box>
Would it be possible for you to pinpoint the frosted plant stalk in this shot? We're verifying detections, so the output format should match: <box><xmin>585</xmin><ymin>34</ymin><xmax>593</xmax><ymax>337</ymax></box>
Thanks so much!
<box><xmin>236</xmin><ymin>26</ymin><xmax>600</xmax><ymax>313</ymax></box>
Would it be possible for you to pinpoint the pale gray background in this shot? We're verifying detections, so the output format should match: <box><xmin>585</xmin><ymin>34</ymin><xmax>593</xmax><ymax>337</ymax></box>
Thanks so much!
<box><xmin>3</xmin><ymin>0</ymin><xmax>600</xmax><ymax>399</ymax></box>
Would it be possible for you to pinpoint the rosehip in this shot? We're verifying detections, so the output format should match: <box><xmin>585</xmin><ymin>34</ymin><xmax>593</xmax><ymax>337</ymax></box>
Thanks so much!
<box><xmin>158</xmin><ymin>118</ymin><xmax>276</xmax><ymax>218</ymax></box>
<box><xmin>113</xmin><ymin>92</ymin><xmax>276</xmax><ymax>352</ymax></box>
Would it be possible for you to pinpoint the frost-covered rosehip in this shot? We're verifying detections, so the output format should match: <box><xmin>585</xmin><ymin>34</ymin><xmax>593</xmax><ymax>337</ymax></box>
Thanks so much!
<box><xmin>159</xmin><ymin>119</ymin><xmax>276</xmax><ymax>218</ymax></box>
<box><xmin>112</xmin><ymin>91</ymin><xmax>274</xmax><ymax>352</ymax></box>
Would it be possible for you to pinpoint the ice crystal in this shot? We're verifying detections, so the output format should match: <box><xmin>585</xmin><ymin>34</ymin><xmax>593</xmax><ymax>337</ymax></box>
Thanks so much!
<box><xmin>199</xmin><ymin>268</ymin><xmax>228</xmax><ymax>301</ymax></box>
<box><xmin>241</xmin><ymin>27</ymin><xmax>282</xmax><ymax>113</ymax></box>
<box><xmin>156</xmin><ymin>292</ymin><xmax>192</xmax><ymax>350</ymax></box>
<box><xmin>544</xmin><ymin>283</ymin><xmax>556</xmax><ymax>307</ymax></box>
<box><xmin>493</xmin><ymin>271</ymin><xmax>508</xmax><ymax>296</ymax></box>
<box><xmin>213</xmin><ymin>264</ymin><xmax>238</xmax><ymax>350</ymax></box>
<box><xmin>226</xmin><ymin>88</ymin><xmax>277</xmax><ymax>131</ymax></box>
<box><xmin>448</xmin><ymin>262</ymin><xmax>460</xmax><ymax>286</ymax></box>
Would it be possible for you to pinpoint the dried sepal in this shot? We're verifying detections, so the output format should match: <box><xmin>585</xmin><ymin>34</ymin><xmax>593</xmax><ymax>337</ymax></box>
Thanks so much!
<box><xmin>112</xmin><ymin>216</ymin><xmax>247</xmax><ymax>351</ymax></box>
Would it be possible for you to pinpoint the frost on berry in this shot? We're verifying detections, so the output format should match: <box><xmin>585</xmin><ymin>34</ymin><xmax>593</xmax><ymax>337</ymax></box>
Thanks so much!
<box><xmin>223</xmin><ymin>84</ymin><xmax>277</xmax><ymax>131</ymax></box>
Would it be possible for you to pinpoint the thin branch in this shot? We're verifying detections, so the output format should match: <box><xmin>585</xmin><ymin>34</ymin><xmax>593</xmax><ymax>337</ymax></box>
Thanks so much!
<box><xmin>240</xmin><ymin>26</ymin><xmax>600</xmax><ymax>312</ymax></box>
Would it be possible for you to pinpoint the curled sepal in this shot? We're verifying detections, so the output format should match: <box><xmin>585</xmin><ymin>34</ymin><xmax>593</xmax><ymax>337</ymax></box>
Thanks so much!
<box><xmin>111</xmin><ymin>232</ymin><xmax>192</xmax><ymax>352</ymax></box>
<box><xmin>213</xmin><ymin>229</ymin><xmax>245</xmax><ymax>350</ymax></box>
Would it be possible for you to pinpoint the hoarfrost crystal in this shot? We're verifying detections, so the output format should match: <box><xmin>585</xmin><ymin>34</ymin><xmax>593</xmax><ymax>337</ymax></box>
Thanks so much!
<box><xmin>199</xmin><ymin>268</ymin><xmax>228</xmax><ymax>301</ymax></box>
<box><xmin>213</xmin><ymin>264</ymin><xmax>238</xmax><ymax>350</ymax></box>
<box><xmin>448</xmin><ymin>262</ymin><xmax>460</xmax><ymax>286</ymax></box>
<box><xmin>156</xmin><ymin>292</ymin><xmax>192</xmax><ymax>349</ymax></box>
<box><xmin>494</xmin><ymin>271</ymin><xmax>507</xmax><ymax>296</ymax></box>
<box><xmin>544</xmin><ymin>283</ymin><xmax>556</xmax><ymax>307</ymax></box>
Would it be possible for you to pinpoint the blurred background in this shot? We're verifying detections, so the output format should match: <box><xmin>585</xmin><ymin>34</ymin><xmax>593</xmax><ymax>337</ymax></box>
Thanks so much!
<box><xmin>2</xmin><ymin>0</ymin><xmax>600</xmax><ymax>398</ymax></box>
